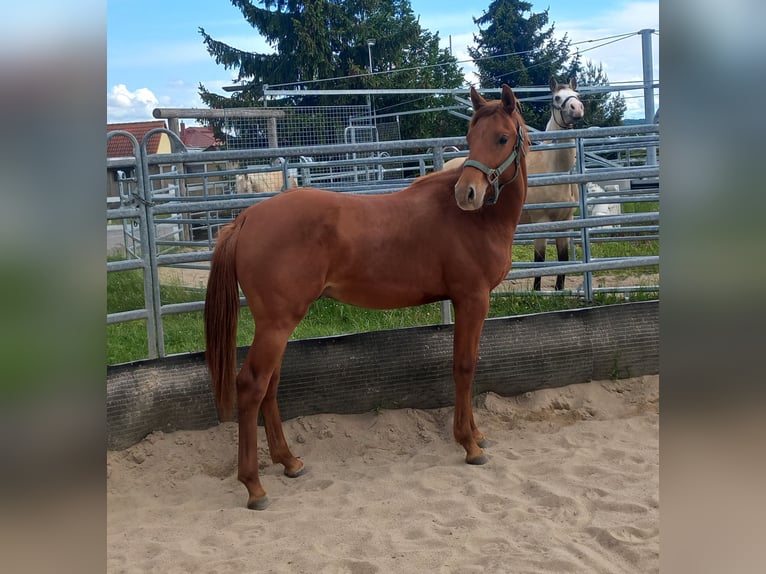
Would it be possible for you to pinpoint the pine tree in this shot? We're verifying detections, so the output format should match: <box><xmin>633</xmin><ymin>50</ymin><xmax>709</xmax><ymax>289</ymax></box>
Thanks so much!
<box><xmin>576</xmin><ymin>60</ymin><xmax>626</xmax><ymax>127</ymax></box>
<box><xmin>467</xmin><ymin>0</ymin><xmax>627</xmax><ymax>130</ymax></box>
<box><xmin>198</xmin><ymin>0</ymin><xmax>465</xmax><ymax>140</ymax></box>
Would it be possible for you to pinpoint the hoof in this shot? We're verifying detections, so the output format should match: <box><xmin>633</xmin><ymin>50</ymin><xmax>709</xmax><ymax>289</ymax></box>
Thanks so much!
<box><xmin>246</xmin><ymin>496</ymin><xmax>271</xmax><ymax>511</ymax></box>
<box><xmin>284</xmin><ymin>462</ymin><xmax>307</xmax><ymax>479</ymax></box>
<box><xmin>477</xmin><ymin>438</ymin><xmax>489</xmax><ymax>449</ymax></box>
<box><xmin>466</xmin><ymin>453</ymin><xmax>489</xmax><ymax>465</ymax></box>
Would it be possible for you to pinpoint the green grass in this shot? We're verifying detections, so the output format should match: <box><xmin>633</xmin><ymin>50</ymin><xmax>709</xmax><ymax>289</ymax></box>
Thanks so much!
<box><xmin>590</xmin><ymin>200</ymin><xmax>658</xmax><ymax>277</ymax></box>
<box><xmin>108</xmin><ymin>197</ymin><xmax>659</xmax><ymax>364</ymax></box>
<box><xmin>107</xmin><ymin>267</ymin><xmax>210</xmax><ymax>363</ymax></box>
<box><xmin>512</xmin><ymin>199</ymin><xmax>659</xmax><ymax>279</ymax></box>
<box><xmin>107</xmin><ymin>262</ymin><xmax>657</xmax><ymax>365</ymax></box>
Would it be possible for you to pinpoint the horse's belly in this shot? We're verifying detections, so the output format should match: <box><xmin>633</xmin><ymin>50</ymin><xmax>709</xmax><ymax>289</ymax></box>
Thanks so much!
<box><xmin>322</xmin><ymin>281</ymin><xmax>445</xmax><ymax>310</ymax></box>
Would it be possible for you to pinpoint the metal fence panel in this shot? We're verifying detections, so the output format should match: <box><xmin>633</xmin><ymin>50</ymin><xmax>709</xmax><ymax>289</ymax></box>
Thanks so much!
<box><xmin>107</xmin><ymin>122</ymin><xmax>659</xmax><ymax>361</ymax></box>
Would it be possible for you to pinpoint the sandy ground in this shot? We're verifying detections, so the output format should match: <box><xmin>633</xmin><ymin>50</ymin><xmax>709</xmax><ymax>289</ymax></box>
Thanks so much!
<box><xmin>107</xmin><ymin>374</ymin><xmax>658</xmax><ymax>573</ymax></box>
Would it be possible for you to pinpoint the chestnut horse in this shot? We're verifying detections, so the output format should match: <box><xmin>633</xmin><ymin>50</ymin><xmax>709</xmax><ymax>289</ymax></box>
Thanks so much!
<box><xmin>445</xmin><ymin>77</ymin><xmax>584</xmax><ymax>290</ymax></box>
<box><xmin>204</xmin><ymin>84</ymin><xmax>529</xmax><ymax>510</ymax></box>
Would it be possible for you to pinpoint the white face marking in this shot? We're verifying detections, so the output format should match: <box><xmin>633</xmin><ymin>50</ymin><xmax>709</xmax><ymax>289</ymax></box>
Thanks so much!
<box><xmin>553</xmin><ymin>87</ymin><xmax>584</xmax><ymax>123</ymax></box>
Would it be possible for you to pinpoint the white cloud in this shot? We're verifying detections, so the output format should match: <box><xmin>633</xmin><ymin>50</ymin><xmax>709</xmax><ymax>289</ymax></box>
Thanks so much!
<box><xmin>107</xmin><ymin>84</ymin><xmax>159</xmax><ymax>123</ymax></box>
<box><xmin>424</xmin><ymin>2</ymin><xmax>658</xmax><ymax>95</ymax></box>
<box><xmin>558</xmin><ymin>2</ymin><xmax>659</xmax><ymax>83</ymax></box>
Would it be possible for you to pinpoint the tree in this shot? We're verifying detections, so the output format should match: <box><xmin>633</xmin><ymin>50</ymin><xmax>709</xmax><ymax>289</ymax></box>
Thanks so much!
<box><xmin>198</xmin><ymin>0</ymin><xmax>466</xmax><ymax>141</ymax></box>
<box><xmin>469</xmin><ymin>0</ymin><xmax>578</xmax><ymax>129</ymax></box>
<box><xmin>576</xmin><ymin>60</ymin><xmax>626</xmax><ymax>127</ymax></box>
<box><xmin>467</xmin><ymin>0</ymin><xmax>628</xmax><ymax>130</ymax></box>
<box><xmin>376</xmin><ymin>27</ymin><xmax>468</xmax><ymax>140</ymax></box>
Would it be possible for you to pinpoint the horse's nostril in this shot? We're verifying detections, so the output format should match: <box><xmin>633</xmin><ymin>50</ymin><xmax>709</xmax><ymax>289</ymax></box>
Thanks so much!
<box><xmin>467</xmin><ymin>188</ymin><xmax>475</xmax><ymax>202</ymax></box>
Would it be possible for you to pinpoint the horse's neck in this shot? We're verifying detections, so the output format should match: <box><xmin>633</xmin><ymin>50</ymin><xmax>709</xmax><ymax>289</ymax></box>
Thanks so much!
<box><xmin>487</xmin><ymin>176</ymin><xmax>528</xmax><ymax>243</ymax></box>
<box><xmin>542</xmin><ymin>116</ymin><xmax>576</xmax><ymax>172</ymax></box>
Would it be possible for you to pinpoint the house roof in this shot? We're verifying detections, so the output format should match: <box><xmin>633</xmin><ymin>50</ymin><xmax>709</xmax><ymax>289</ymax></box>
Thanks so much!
<box><xmin>180</xmin><ymin>124</ymin><xmax>222</xmax><ymax>150</ymax></box>
<box><xmin>107</xmin><ymin>120</ymin><xmax>167</xmax><ymax>158</ymax></box>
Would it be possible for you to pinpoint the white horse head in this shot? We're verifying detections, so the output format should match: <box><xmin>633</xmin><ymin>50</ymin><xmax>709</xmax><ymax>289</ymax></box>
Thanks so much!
<box><xmin>548</xmin><ymin>77</ymin><xmax>584</xmax><ymax>130</ymax></box>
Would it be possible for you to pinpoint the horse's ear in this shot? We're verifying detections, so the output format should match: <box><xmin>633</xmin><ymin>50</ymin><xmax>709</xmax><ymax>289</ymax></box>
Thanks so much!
<box><xmin>569</xmin><ymin>77</ymin><xmax>577</xmax><ymax>91</ymax></box>
<box><xmin>549</xmin><ymin>76</ymin><xmax>558</xmax><ymax>92</ymax></box>
<box><xmin>469</xmin><ymin>86</ymin><xmax>486</xmax><ymax>110</ymax></box>
<box><xmin>501</xmin><ymin>84</ymin><xmax>517</xmax><ymax>114</ymax></box>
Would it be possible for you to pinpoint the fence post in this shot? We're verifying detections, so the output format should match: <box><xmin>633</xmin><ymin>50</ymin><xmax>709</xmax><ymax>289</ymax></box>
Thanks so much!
<box><xmin>576</xmin><ymin>136</ymin><xmax>594</xmax><ymax>303</ymax></box>
<box><xmin>440</xmin><ymin>300</ymin><xmax>453</xmax><ymax>324</ymax></box>
<box><xmin>641</xmin><ymin>28</ymin><xmax>658</xmax><ymax>167</ymax></box>
<box><xmin>138</xmin><ymin>132</ymin><xmax>166</xmax><ymax>357</ymax></box>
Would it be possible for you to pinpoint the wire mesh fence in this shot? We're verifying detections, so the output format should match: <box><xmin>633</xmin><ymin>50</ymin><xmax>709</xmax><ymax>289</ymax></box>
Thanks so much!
<box><xmin>189</xmin><ymin>104</ymin><xmax>402</xmax><ymax>151</ymax></box>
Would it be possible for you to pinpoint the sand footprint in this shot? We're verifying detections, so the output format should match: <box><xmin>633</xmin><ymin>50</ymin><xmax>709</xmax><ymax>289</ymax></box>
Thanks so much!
<box><xmin>319</xmin><ymin>558</ymin><xmax>379</xmax><ymax>574</ymax></box>
<box><xmin>521</xmin><ymin>480</ymin><xmax>589</xmax><ymax>524</ymax></box>
<box><xmin>303</xmin><ymin>478</ymin><xmax>334</xmax><ymax>492</ymax></box>
<box><xmin>606</xmin><ymin>525</ymin><xmax>659</xmax><ymax>543</ymax></box>
<box><xmin>478</xmin><ymin>537</ymin><xmax>512</xmax><ymax>554</ymax></box>
<box><xmin>404</xmin><ymin>526</ymin><xmax>428</xmax><ymax>540</ymax></box>
<box><xmin>476</xmin><ymin>493</ymin><xmax>509</xmax><ymax>514</ymax></box>
<box><xmin>590</xmin><ymin>498</ymin><xmax>650</xmax><ymax>514</ymax></box>
<box><xmin>583</xmin><ymin>486</ymin><xmax>609</xmax><ymax>500</ymax></box>
<box><xmin>586</xmin><ymin>525</ymin><xmax>658</xmax><ymax>564</ymax></box>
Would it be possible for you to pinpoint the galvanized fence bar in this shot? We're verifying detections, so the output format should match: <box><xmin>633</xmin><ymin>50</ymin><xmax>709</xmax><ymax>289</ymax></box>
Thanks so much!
<box><xmin>107</xmin><ymin>309</ymin><xmax>150</xmax><ymax>324</ymax></box>
<box><xmin>107</xmin><ymin>122</ymin><xmax>659</xmax><ymax>360</ymax></box>
<box><xmin>106</xmin><ymin>130</ymin><xmax>159</xmax><ymax>359</ymax></box>
<box><xmin>504</xmin><ymin>256</ymin><xmax>660</xmax><ymax>281</ymax></box>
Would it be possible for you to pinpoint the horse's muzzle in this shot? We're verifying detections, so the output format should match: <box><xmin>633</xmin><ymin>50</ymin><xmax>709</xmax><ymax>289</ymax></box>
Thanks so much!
<box><xmin>454</xmin><ymin>182</ymin><xmax>485</xmax><ymax>211</ymax></box>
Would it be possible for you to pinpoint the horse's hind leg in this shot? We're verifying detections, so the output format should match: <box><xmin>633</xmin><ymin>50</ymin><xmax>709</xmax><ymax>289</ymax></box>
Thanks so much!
<box><xmin>261</xmin><ymin>364</ymin><xmax>305</xmax><ymax>478</ymax></box>
<box><xmin>235</xmin><ymin>344</ymin><xmax>270</xmax><ymax>510</ymax></box>
<box><xmin>237</xmin><ymin>324</ymin><xmax>297</xmax><ymax>510</ymax></box>
<box><xmin>555</xmin><ymin>236</ymin><xmax>570</xmax><ymax>290</ymax></box>
<box><xmin>533</xmin><ymin>237</ymin><xmax>547</xmax><ymax>291</ymax></box>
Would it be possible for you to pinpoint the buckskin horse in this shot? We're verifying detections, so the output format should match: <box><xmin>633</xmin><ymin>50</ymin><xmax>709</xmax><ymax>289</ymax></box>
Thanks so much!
<box><xmin>204</xmin><ymin>84</ymin><xmax>530</xmax><ymax>510</ymax></box>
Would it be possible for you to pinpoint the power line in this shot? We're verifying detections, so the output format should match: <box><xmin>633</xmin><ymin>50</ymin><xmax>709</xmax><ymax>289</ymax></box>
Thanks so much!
<box><xmin>491</xmin><ymin>32</ymin><xmax>639</xmax><ymax>84</ymax></box>
<box><xmin>227</xmin><ymin>30</ymin><xmax>652</xmax><ymax>92</ymax></box>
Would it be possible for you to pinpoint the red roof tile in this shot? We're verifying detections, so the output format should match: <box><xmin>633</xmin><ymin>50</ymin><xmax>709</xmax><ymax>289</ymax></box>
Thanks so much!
<box><xmin>107</xmin><ymin>120</ymin><xmax>167</xmax><ymax>158</ymax></box>
<box><xmin>180</xmin><ymin>125</ymin><xmax>222</xmax><ymax>150</ymax></box>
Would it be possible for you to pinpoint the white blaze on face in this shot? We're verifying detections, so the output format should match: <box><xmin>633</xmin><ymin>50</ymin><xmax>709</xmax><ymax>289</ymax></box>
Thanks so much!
<box><xmin>554</xmin><ymin>88</ymin><xmax>585</xmax><ymax>123</ymax></box>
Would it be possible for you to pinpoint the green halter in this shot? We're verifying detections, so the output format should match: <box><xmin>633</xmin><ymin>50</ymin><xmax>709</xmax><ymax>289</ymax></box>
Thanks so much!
<box><xmin>462</xmin><ymin>120</ymin><xmax>526</xmax><ymax>206</ymax></box>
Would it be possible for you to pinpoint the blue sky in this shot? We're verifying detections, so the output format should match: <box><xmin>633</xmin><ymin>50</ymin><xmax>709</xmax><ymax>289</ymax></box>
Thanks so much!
<box><xmin>107</xmin><ymin>0</ymin><xmax>658</xmax><ymax>123</ymax></box>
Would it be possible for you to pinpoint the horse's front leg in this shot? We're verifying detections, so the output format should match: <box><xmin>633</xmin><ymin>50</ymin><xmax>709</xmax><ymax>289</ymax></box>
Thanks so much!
<box><xmin>451</xmin><ymin>295</ymin><xmax>490</xmax><ymax>465</ymax></box>
<box><xmin>554</xmin><ymin>236</ymin><xmax>570</xmax><ymax>291</ymax></box>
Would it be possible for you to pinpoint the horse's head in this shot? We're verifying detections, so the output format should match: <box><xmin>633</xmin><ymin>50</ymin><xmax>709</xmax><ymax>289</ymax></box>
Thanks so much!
<box><xmin>550</xmin><ymin>77</ymin><xmax>584</xmax><ymax>128</ymax></box>
<box><xmin>455</xmin><ymin>84</ymin><xmax>529</xmax><ymax>211</ymax></box>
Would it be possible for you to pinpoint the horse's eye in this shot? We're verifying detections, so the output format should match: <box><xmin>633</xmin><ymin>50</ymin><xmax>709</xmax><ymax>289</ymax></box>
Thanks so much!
<box><xmin>499</xmin><ymin>135</ymin><xmax>509</xmax><ymax>145</ymax></box>
<box><xmin>554</xmin><ymin>95</ymin><xmax>561</xmax><ymax>102</ymax></box>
